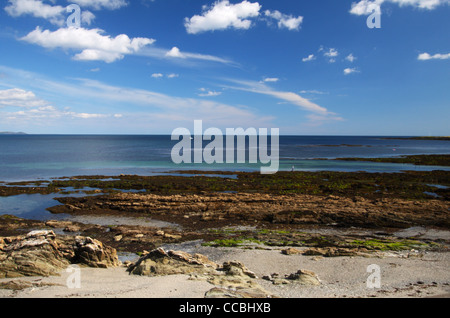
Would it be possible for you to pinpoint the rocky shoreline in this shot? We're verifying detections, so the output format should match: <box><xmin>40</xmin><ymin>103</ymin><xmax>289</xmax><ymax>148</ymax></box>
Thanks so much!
<box><xmin>0</xmin><ymin>170</ymin><xmax>449</xmax><ymax>298</ymax></box>
<box><xmin>333</xmin><ymin>154</ymin><xmax>450</xmax><ymax>167</ymax></box>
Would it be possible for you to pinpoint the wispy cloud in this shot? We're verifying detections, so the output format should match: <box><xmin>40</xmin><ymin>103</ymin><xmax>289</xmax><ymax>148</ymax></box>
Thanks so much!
<box><xmin>0</xmin><ymin>65</ymin><xmax>272</xmax><ymax>131</ymax></box>
<box><xmin>302</xmin><ymin>54</ymin><xmax>316</xmax><ymax>62</ymax></box>
<box><xmin>344</xmin><ymin>67</ymin><xmax>360</xmax><ymax>75</ymax></box>
<box><xmin>198</xmin><ymin>88</ymin><xmax>222</xmax><ymax>97</ymax></box>
<box><xmin>151</xmin><ymin>73</ymin><xmax>180</xmax><ymax>79</ymax></box>
<box><xmin>0</xmin><ymin>87</ymin><xmax>116</xmax><ymax>122</ymax></box>
<box><xmin>139</xmin><ymin>46</ymin><xmax>236</xmax><ymax>66</ymax></box>
<box><xmin>262</xmin><ymin>77</ymin><xmax>279</xmax><ymax>83</ymax></box>
<box><xmin>222</xmin><ymin>78</ymin><xmax>343</xmax><ymax>123</ymax></box>
<box><xmin>346</xmin><ymin>54</ymin><xmax>357</xmax><ymax>62</ymax></box>
<box><xmin>299</xmin><ymin>90</ymin><xmax>329</xmax><ymax>95</ymax></box>
<box><xmin>70</xmin><ymin>0</ymin><xmax>128</xmax><ymax>10</ymax></box>
<box><xmin>350</xmin><ymin>0</ymin><xmax>450</xmax><ymax>15</ymax></box>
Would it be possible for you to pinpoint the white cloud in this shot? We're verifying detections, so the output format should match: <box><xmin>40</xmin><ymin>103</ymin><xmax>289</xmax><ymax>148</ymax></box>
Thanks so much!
<box><xmin>391</xmin><ymin>0</ymin><xmax>450</xmax><ymax>9</ymax></box>
<box><xmin>165</xmin><ymin>47</ymin><xmax>184</xmax><ymax>58</ymax></box>
<box><xmin>70</xmin><ymin>0</ymin><xmax>128</xmax><ymax>10</ymax></box>
<box><xmin>302</xmin><ymin>54</ymin><xmax>316</xmax><ymax>62</ymax></box>
<box><xmin>184</xmin><ymin>1</ymin><xmax>305</xmax><ymax>34</ymax></box>
<box><xmin>0</xmin><ymin>88</ymin><xmax>48</xmax><ymax>108</ymax></box>
<box><xmin>350</xmin><ymin>0</ymin><xmax>450</xmax><ymax>15</ymax></box>
<box><xmin>5</xmin><ymin>0</ymin><xmax>64</xmax><ymax>21</ymax></box>
<box><xmin>264</xmin><ymin>10</ymin><xmax>303</xmax><ymax>30</ymax></box>
<box><xmin>74</xmin><ymin>49</ymin><xmax>123</xmax><ymax>63</ymax></box>
<box><xmin>350</xmin><ymin>0</ymin><xmax>383</xmax><ymax>15</ymax></box>
<box><xmin>152</xmin><ymin>73</ymin><xmax>179</xmax><ymax>78</ymax></box>
<box><xmin>344</xmin><ymin>67</ymin><xmax>359</xmax><ymax>75</ymax></box>
<box><xmin>5</xmin><ymin>0</ymin><xmax>95</xmax><ymax>26</ymax></box>
<box><xmin>418</xmin><ymin>52</ymin><xmax>450</xmax><ymax>60</ymax></box>
<box><xmin>346</xmin><ymin>54</ymin><xmax>357</xmax><ymax>62</ymax></box>
<box><xmin>324</xmin><ymin>48</ymin><xmax>339</xmax><ymax>58</ymax></box>
<box><xmin>263</xmin><ymin>77</ymin><xmax>279</xmax><ymax>82</ymax></box>
<box><xmin>0</xmin><ymin>87</ymin><xmax>111</xmax><ymax>121</ymax></box>
<box><xmin>69</xmin><ymin>112</ymin><xmax>108</xmax><ymax>119</ymax></box>
<box><xmin>322</xmin><ymin>48</ymin><xmax>339</xmax><ymax>63</ymax></box>
<box><xmin>81</xmin><ymin>10</ymin><xmax>96</xmax><ymax>25</ymax></box>
<box><xmin>198</xmin><ymin>88</ymin><xmax>222</xmax><ymax>97</ymax></box>
<box><xmin>21</xmin><ymin>27</ymin><xmax>155</xmax><ymax>63</ymax></box>
<box><xmin>184</xmin><ymin>0</ymin><xmax>261</xmax><ymax>34</ymax></box>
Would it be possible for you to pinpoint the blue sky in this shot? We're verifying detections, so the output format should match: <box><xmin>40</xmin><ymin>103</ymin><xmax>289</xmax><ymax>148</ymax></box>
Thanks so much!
<box><xmin>0</xmin><ymin>0</ymin><xmax>449</xmax><ymax>135</ymax></box>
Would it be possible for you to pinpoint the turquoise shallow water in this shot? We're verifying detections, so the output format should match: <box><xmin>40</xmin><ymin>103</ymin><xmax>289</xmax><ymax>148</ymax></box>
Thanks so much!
<box><xmin>0</xmin><ymin>135</ymin><xmax>449</xmax><ymax>181</ymax></box>
<box><xmin>0</xmin><ymin>135</ymin><xmax>449</xmax><ymax>222</ymax></box>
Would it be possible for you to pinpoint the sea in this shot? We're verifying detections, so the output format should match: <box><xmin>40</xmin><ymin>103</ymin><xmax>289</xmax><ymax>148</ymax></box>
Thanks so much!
<box><xmin>0</xmin><ymin>134</ymin><xmax>449</xmax><ymax>223</ymax></box>
<box><xmin>0</xmin><ymin>135</ymin><xmax>449</xmax><ymax>182</ymax></box>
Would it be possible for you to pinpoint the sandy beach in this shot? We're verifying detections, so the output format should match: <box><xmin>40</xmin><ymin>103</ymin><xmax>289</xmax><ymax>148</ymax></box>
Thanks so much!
<box><xmin>1</xmin><ymin>236</ymin><xmax>449</xmax><ymax>299</ymax></box>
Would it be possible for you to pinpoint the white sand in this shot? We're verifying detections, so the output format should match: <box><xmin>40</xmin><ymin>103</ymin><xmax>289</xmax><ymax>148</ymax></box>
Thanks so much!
<box><xmin>1</xmin><ymin>243</ymin><xmax>449</xmax><ymax>298</ymax></box>
<box><xmin>0</xmin><ymin>267</ymin><xmax>213</xmax><ymax>298</ymax></box>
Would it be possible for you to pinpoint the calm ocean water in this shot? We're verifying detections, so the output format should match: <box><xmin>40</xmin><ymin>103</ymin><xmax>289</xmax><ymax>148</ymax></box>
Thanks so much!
<box><xmin>0</xmin><ymin>135</ymin><xmax>449</xmax><ymax>182</ymax></box>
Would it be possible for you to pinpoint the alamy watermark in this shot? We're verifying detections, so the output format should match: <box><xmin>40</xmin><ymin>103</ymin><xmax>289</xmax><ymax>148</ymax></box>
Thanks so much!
<box><xmin>366</xmin><ymin>4</ymin><xmax>381</xmax><ymax>29</ymax></box>
<box><xmin>66</xmin><ymin>264</ymin><xmax>81</xmax><ymax>289</ymax></box>
<box><xmin>366</xmin><ymin>264</ymin><xmax>381</xmax><ymax>289</ymax></box>
<box><xmin>67</xmin><ymin>4</ymin><xmax>81</xmax><ymax>28</ymax></box>
<box><xmin>171</xmin><ymin>120</ymin><xmax>280</xmax><ymax>174</ymax></box>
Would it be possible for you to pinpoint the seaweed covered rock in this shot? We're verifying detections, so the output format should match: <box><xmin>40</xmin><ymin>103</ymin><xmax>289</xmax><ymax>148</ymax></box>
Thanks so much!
<box><xmin>302</xmin><ymin>247</ymin><xmax>369</xmax><ymax>257</ymax></box>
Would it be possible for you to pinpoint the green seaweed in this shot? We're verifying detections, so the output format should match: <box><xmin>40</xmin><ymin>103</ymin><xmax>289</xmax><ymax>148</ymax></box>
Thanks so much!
<box><xmin>349</xmin><ymin>239</ymin><xmax>432</xmax><ymax>251</ymax></box>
